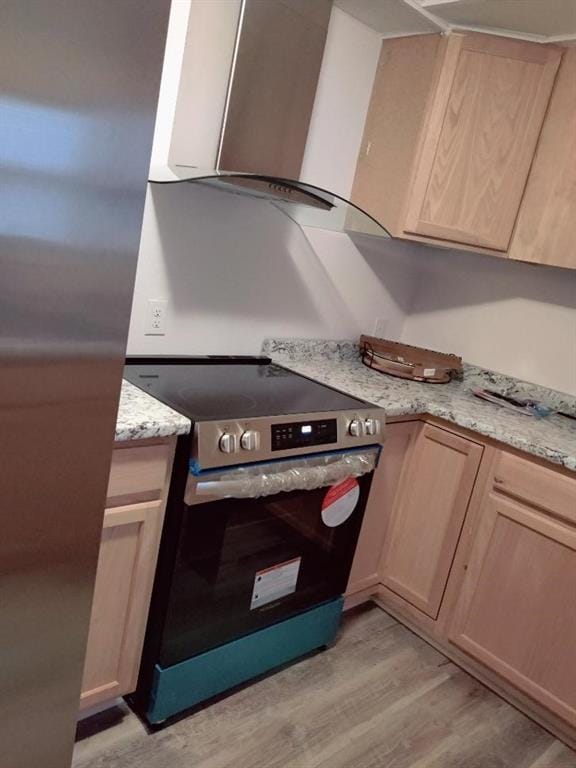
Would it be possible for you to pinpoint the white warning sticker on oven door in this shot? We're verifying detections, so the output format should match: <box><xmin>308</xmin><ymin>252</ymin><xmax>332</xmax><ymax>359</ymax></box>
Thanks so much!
<box><xmin>321</xmin><ymin>477</ymin><xmax>359</xmax><ymax>527</ymax></box>
<box><xmin>250</xmin><ymin>557</ymin><xmax>301</xmax><ymax>610</ymax></box>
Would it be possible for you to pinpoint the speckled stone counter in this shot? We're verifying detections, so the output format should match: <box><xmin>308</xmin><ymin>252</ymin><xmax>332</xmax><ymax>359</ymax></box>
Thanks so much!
<box><xmin>263</xmin><ymin>338</ymin><xmax>576</xmax><ymax>473</ymax></box>
<box><xmin>115</xmin><ymin>380</ymin><xmax>191</xmax><ymax>442</ymax></box>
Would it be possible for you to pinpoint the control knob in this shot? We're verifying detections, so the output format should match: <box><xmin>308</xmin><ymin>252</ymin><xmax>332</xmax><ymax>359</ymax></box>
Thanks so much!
<box><xmin>218</xmin><ymin>433</ymin><xmax>238</xmax><ymax>454</ymax></box>
<box><xmin>364</xmin><ymin>418</ymin><xmax>380</xmax><ymax>436</ymax></box>
<box><xmin>348</xmin><ymin>419</ymin><xmax>364</xmax><ymax>437</ymax></box>
<box><xmin>240</xmin><ymin>430</ymin><xmax>260</xmax><ymax>451</ymax></box>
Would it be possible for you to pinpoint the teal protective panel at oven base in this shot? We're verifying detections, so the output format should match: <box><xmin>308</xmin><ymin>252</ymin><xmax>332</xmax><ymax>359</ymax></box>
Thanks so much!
<box><xmin>147</xmin><ymin>597</ymin><xmax>343</xmax><ymax>724</ymax></box>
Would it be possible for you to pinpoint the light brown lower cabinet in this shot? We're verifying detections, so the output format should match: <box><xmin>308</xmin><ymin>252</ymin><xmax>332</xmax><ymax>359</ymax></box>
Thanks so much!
<box><xmin>80</xmin><ymin>501</ymin><xmax>164</xmax><ymax>710</ymax></box>
<box><xmin>80</xmin><ymin>438</ymin><xmax>175</xmax><ymax>712</ymax></box>
<box><xmin>346</xmin><ymin>420</ymin><xmax>420</xmax><ymax>601</ymax></box>
<box><xmin>379</xmin><ymin>423</ymin><xmax>483</xmax><ymax>618</ymax></box>
<box><xmin>352</xmin><ymin>418</ymin><xmax>576</xmax><ymax>745</ymax></box>
<box><xmin>448</xmin><ymin>452</ymin><xmax>576</xmax><ymax>729</ymax></box>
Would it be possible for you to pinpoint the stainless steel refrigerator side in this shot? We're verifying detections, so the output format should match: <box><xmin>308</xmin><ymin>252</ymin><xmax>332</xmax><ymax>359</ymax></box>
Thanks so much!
<box><xmin>0</xmin><ymin>2</ymin><xmax>170</xmax><ymax>767</ymax></box>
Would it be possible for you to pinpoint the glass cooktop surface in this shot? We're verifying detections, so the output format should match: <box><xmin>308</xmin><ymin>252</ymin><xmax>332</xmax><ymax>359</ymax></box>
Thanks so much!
<box><xmin>124</xmin><ymin>358</ymin><xmax>368</xmax><ymax>421</ymax></box>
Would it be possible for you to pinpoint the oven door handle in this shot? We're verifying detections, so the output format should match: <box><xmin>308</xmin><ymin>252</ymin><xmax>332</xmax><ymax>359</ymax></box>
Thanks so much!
<box><xmin>188</xmin><ymin>447</ymin><xmax>380</xmax><ymax>502</ymax></box>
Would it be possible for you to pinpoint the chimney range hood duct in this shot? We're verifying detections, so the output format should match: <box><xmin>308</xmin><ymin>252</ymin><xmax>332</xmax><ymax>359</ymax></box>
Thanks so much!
<box><xmin>148</xmin><ymin>165</ymin><xmax>391</xmax><ymax>239</ymax></box>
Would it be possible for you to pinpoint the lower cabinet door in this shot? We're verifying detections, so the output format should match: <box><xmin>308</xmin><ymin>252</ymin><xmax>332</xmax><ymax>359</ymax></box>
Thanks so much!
<box><xmin>347</xmin><ymin>421</ymin><xmax>420</xmax><ymax>597</ymax></box>
<box><xmin>449</xmin><ymin>491</ymin><xmax>576</xmax><ymax>727</ymax></box>
<box><xmin>379</xmin><ymin>424</ymin><xmax>483</xmax><ymax>619</ymax></box>
<box><xmin>80</xmin><ymin>501</ymin><xmax>164</xmax><ymax>711</ymax></box>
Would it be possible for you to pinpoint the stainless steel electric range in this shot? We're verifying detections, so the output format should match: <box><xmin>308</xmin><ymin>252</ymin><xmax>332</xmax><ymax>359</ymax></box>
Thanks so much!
<box><xmin>124</xmin><ymin>356</ymin><xmax>385</xmax><ymax>724</ymax></box>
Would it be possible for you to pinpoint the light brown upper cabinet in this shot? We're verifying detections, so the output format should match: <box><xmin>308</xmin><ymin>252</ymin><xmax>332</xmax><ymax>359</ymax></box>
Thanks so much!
<box><xmin>379</xmin><ymin>424</ymin><xmax>483</xmax><ymax>620</ymax></box>
<box><xmin>509</xmin><ymin>49</ymin><xmax>576</xmax><ymax>269</ymax></box>
<box><xmin>449</xmin><ymin>451</ymin><xmax>576</xmax><ymax>727</ymax></box>
<box><xmin>352</xmin><ymin>32</ymin><xmax>562</xmax><ymax>254</ymax></box>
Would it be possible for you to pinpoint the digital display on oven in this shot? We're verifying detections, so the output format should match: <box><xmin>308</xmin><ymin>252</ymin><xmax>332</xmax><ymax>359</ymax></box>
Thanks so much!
<box><xmin>271</xmin><ymin>419</ymin><xmax>338</xmax><ymax>451</ymax></box>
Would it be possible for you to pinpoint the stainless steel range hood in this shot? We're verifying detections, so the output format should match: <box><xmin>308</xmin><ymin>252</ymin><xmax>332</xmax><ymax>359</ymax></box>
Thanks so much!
<box><xmin>170</xmin><ymin>0</ymin><xmax>334</xmax><ymax>180</ymax></box>
<box><xmin>149</xmin><ymin>165</ymin><xmax>391</xmax><ymax>239</ymax></box>
<box><xmin>159</xmin><ymin>0</ymin><xmax>391</xmax><ymax>239</ymax></box>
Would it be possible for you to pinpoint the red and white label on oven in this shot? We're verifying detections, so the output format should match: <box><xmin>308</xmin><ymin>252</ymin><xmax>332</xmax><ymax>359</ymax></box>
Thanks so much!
<box><xmin>250</xmin><ymin>557</ymin><xmax>301</xmax><ymax>610</ymax></box>
<box><xmin>321</xmin><ymin>477</ymin><xmax>359</xmax><ymax>527</ymax></box>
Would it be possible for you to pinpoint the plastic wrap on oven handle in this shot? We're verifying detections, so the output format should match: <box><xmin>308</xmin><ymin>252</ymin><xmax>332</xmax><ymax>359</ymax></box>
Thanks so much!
<box><xmin>191</xmin><ymin>448</ymin><xmax>380</xmax><ymax>500</ymax></box>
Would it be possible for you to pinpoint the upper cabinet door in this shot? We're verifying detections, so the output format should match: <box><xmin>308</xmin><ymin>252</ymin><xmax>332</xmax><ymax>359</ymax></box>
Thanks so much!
<box><xmin>403</xmin><ymin>33</ymin><xmax>561</xmax><ymax>251</ymax></box>
<box><xmin>509</xmin><ymin>49</ymin><xmax>576</xmax><ymax>269</ymax></box>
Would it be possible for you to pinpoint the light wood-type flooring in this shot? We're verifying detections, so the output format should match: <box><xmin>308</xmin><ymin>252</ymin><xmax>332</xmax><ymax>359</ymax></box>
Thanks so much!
<box><xmin>73</xmin><ymin>604</ymin><xmax>576</xmax><ymax>768</ymax></box>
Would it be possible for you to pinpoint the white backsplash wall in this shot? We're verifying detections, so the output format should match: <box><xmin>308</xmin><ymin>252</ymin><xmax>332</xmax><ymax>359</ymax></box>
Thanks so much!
<box><xmin>126</xmin><ymin>184</ymin><xmax>417</xmax><ymax>356</ymax></box>
<box><xmin>128</xmin><ymin>181</ymin><xmax>576</xmax><ymax>394</ymax></box>
<box><xmin>128</xmin><ymin>183</ymin><xmax>576</xmax><ymax>395</ymax></box>
<box><xmin>401</xmin><ymin>247</ymin><xmax>576</xmax><ymax>395</ymax></box>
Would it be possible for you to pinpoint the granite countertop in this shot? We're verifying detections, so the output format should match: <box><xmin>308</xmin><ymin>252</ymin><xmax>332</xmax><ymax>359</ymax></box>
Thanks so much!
<box><xmin>115</xmin><ymin>379</ymin><xmax>191</xmax><ymax>442</ymax></box>
<box><xmin>263</xmin><ymin>338</ymin><xmax>576</xmax><ymax>473</ymax></box>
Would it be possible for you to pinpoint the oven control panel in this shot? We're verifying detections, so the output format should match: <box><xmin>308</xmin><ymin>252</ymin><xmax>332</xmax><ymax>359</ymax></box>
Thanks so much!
<box><xmin>193</xmin><ymin>408</ymin><xmax>384</xmax><ymax>470</ymax></box>
<box><xmin>271</xmin><ymin>418</ymin><xmax>337</xmax><ymax>452</ymax></box>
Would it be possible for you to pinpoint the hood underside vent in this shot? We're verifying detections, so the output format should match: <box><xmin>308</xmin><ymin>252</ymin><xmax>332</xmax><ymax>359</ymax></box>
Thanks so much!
<box><xmin>149</xmin><ymin>165</ymin><xmax>391</xmax><ymax>239</ymax></box>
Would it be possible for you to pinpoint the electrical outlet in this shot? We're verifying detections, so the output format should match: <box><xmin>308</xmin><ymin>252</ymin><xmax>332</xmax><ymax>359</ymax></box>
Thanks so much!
<box><xmin>373</xmin><ymin>317</ymin><xmax>388</xmax><ymax>338</ymax></box>
<box><xmin>145</xmin><ymin>299</ymin><xmax>168</xmax><ymax>336</ymax></box>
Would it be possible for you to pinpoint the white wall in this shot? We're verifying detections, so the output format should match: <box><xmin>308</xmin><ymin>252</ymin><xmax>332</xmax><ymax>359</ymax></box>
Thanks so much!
<box><xmin>300</xmin><ymin>7</ymin><xmax>381</xmax><ymax>197</ymax></box>
<box><xmin>169</xmin><ymin>0</ymin><xmax>241</xmax><ymax>168</ymax></box>
<box><xmin>127</xmin><ymin>184</ymin><xmax>416</xmax><ymax>355</ymax></box>
<box><xmin>149</xmin><ymin>0</ymin><xmax>191</xmax><ymax>167</ymax></box>
<box><xmin>401</xmin><ymin>247</ymin><xmax>576</xmax><ymax>394</ymax></box>
<box><xmin>130</xmin><ymin>182</ymin><xmax>576</xmax><ymax>393</ymax></box>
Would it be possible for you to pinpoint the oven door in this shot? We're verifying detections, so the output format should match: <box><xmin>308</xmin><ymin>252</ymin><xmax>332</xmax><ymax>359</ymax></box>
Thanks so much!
<box><xmin>157</xmin><ymin>449</ymin><xmax>378</xmax><ymax>667</ymax></box>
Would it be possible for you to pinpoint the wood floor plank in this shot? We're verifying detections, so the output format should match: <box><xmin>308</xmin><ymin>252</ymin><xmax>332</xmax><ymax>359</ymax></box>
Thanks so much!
<box><xmin>193</xmin><ymin>648</ymin><xmax>453</xmax><ymax>768</ymax></box>
<box><xmin>407</xmin><ymin>700</ymin><xmax>559</xmax><ymax>768</ymax></box>
<box><xmin>311</xmin><ymin>674</ymin><xmax>504</xmax><ymax>768</ymax></box>
<box><xmin>167</xmin><ymin>616</ymin><xmax>450</xmax><ymax>767</ymax></box>
<box><xmin>73</xmin><ymin>605</ymin><xmax>576</xmax><ymax>768</ymax></box>
<box><xmin>527</xmin><ymin>739</ymin><xmax>576</xmax><ymax>768</ymax></box>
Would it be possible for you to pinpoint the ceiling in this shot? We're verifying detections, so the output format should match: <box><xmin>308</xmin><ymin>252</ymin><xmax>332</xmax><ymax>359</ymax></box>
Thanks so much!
<box><xmin>334</xmin><ymin>0</ymin><xmax>576</xmax><ymax>43</ymax></box>
<box><xmin>335</xmin><ymin>0</ymin><xmax>440</xmax><ymax>37</ymax></box>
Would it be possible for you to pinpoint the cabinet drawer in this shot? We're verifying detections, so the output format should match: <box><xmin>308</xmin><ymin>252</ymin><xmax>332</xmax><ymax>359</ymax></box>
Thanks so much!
<box><xmin>106</xmin><ymin>443</ymin><xmax>171</xmax><ymax>508</ymax></box>
<box><xmin>493</xmin><ymin>452</ymin><xmax>576</xmax><ymax>524</ymax></box>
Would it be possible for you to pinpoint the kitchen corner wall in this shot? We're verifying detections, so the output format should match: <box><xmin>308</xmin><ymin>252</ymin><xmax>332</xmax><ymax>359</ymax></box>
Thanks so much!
<box><xmin>127</xmin><ymin>184</ymin><xmax>417</xmax><ymax>355</ymax></box>
<box><xmin>400</xmin><ymin>247</ymin><xmax>576</xmax><ymax>396</ymax></box>
<box><xmin>128</xmin><ymin>184</ymin><xmax>576</xmax><ymax>395</ymax></box>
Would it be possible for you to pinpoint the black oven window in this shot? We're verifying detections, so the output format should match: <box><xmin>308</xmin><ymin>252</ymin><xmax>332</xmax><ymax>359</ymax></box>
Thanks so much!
<box><xmin>158</xmin><ymin>477</ymin><xmax>371</xmax><ymax>666</ymax></box>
